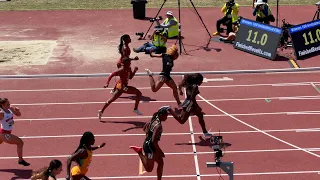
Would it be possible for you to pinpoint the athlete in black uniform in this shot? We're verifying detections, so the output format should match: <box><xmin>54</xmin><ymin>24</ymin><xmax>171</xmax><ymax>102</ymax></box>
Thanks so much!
<box><xmin>145</xmin><ymin>45</ymin><xmax>181</xmax><ymax>106</ymax></box>
<box><xmin>171</xmin><ymin>73</ymin><xmax>212</xmax><ymax>137</ymax></box>
<box><xmin>130</xmin><ymin>106</ymin><xmax>173</xmax><ymax>180</ymax></box>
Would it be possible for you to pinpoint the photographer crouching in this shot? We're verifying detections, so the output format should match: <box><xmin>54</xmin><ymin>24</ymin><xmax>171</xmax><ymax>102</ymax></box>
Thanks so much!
<box><xmin>133</xmin><ymin>26</ymin><xmax>167</xmax><ymax>54</ymax></box>
<box><xmin>212</xmin><ymin>0</ymin><xmax>239</xmax><ymax>36</ymax></box>
<box><xmin>253</xmin><ymin>0</ymin><xmax>275</xmax><ymax>24</ymax></box>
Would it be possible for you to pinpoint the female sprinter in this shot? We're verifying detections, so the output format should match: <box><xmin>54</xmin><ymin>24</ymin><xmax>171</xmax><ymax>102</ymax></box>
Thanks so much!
<box><xmin>110</xmin><ymin>34</ymin><xmax>139</xmax><ymax>94</ymax></box>
<box><xmin>31</xmin><ymin>159</ymin><xmax>62</xmax><ymax>180</ymax></box>
<box><xmin>0</xmin><ymin>98</ymin><xmax>30</xmax><ymax>166</ymax></box>
<box><xmin>145</xmin><ymin>45</ymin><xmax>181</xmax><ymax>106</ymax></box>
<box><xmin>170</xmin><ymin>73</ymin><xmax>212</xmax><ymax>137</ymax></box>
<box><xmin>98</xmin><ymin>57</ymin><xmax>143</xmax><ymax>120</ymax></box>
<box><xmin>129</xmin><ymin>106</ymin><xmax>172</xmax><ymax>180</ymax></box>
<box><xmin>66</xmin><ymin>131</ymin><xmax>105</xmax><ymax>180</ymax></box>
<box><xmin>116</xmin><ymin>34</ymin><xmax>139</xmax><ymax>68</ymax></box>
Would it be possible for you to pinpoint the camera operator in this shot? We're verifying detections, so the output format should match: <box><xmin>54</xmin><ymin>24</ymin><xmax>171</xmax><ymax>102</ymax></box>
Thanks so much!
<box><xmin>212</xmin><ymin>0</ymin><xmax>239</xmax><ymax>36</ymax></box>
<box><xmin>253</xmin><ymin>0</ymin><xmax>274</xmax><ymax>24</ymax></box>
<box><xmin>219</xmin><ymin>19</ymin><xmax>241</xmax><ymax>43</ymax></box>
<box><xmin>157</xmin><ymin>11</ymin><xmax>179</xmax><ymax>39</ymax></box>
<box><xmin>133</xmin><ymin>27</ymin><xmax>167</xmax><ymax>54</ymax></box>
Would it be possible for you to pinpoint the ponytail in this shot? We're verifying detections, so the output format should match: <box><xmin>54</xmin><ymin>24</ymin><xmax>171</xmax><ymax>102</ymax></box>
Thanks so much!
<box><xmin>118</xmin><ymin>34</ymin><xmax>130</xmax><ymax>56</ymax></box>
<box><xmin>31</xmin><ymin>159</ymin><xmax>62</xmax><ymax>180</ymax></box>
<box><xmin>31</xmin><ymin>167</ymin><xmax>49</xmax><ymax>180</ymax></box>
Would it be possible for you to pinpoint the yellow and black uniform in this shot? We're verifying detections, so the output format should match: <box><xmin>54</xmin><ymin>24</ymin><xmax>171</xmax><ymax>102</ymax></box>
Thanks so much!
<box><xmin>71</xmin><ymin>147</ymin><xmax>92</xmax><ymax>176</ymax></box>
<box><xmin>214</xmin><ymin>0</ymin><xmax>239</xmax><ymax>35</ymax></box>
<box><xmin>143</xmin><ymin>116</ymin><xmax>163</xmax><ymax>159</ymax></box>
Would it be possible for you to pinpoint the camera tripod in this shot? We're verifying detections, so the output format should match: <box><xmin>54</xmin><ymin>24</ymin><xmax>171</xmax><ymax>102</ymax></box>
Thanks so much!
<box><xmin>312</xmin><ymin>6</ymin><xmax>320</xmax><ymax>20</ymax></box>
<box><xmin>142</xmin><ymin>0</ymin><xmax>212</xmax><ymax>55</ymax></box>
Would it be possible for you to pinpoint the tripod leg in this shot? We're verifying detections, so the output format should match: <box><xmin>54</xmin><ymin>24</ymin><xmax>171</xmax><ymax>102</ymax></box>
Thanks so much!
<box><xmin>142</xmin><ymin>0</ymin><xmax>167</xmax><ymax>40</ymax></box>
<box><xmin>188</xmin><ymin>0</ymin><xmax>212</xmax><ymax>48</ymax></box>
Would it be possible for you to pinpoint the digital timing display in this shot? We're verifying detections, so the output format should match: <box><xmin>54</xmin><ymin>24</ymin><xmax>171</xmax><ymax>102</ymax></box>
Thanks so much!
<box><xmin>234</xmin><ymin>18</ymin><xmax>282</xmax><ymax>60</ymax></box>
<box><xmin>289</xmin><ymin>19</ymin><xmax>320</xmax><ymax>60</ymax></box>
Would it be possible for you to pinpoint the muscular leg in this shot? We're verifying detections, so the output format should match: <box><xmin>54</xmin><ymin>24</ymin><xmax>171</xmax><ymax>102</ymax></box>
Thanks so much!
<box><xmin>154</xmin><ymin>154</ymin><xmax>164</xmax><ymax>180</ymax></box>
<box><xmin>195</xmin><ymin>110</ymin><xmax>208</xmax><ymax>134</ymax></box>
<box><xmin>124</xmin><ymin>86</ymin><xmax>142</xmax><ymax>114</ymax></box>
<box><xmin>130</xmin><ymin>146</ymin><xmax>155</xmax><ymax>172</ymax></box>
<box><xmin>146</xmin><ymin>69</ymin><xmax>165</xmax><ymax>92</ymax></box>
<box><xmin>168</xmin><ymin>108</ymin><xmax>190</xmax><ymax>124</ymax></box>
<box><xmin>98</xmin><ymin>90</ymin><xmax>123</xmax><ymax>120</ymax></box>
<box><xmin>0</xmin><ymin>134</ymin><xmax>29</xmax><ymax>166</ymax></box>
<box><xmin>165</xmin><ymin>79</ymin><xmax>181</xmax><ymax>106</ymax></box>
<box><xmin>100</xmin><ymin>90</ymin><xmax>122</xmax><ymax>113</ymax></box>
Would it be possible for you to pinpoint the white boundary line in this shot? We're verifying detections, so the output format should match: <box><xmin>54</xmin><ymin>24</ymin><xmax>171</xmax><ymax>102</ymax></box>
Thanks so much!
<box><xmin>183</xmin><ymin>75</ymin><xmax>201</xmax><ymax>180</ymax></box>
<box><xmin>10</xmin><ymin>95</ymin><xmax>320</xmax><ymax>106</ymax></box>
<box><xmin>2</xmin><ymin>148</ymin><xmax>320</xmax><ymax>160</ymax></box>
<box><xmin>0</xmin><ymin>67</ymin><xmax>320</xmax><ymax>79</ymax></box>
<box><xmin>2</xmin><ymin>81</ymin><xmax>320</xmax><ymax>92</ymax></box>
<box><xmin>55</xmin><ymin>170</ymin><xmax>320</xmax><ymax>179</ymax></box>
<box><xmin>17</xmin><ymin>127</ymin><xmax>320</xmax><ymax>139</ymax></box>
<box><xmin>14</xmin><ymin>110</ymin><xmax>320</xmax><ymax>122</ymax></box>
<box><xmin>197</xmin><ymin>94</ymin><xmax>320</xmax><ymax>158</ymax></box>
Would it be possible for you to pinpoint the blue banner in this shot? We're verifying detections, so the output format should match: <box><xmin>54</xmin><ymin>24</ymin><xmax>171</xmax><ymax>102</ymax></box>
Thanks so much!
<box><xmin>240</xmin><ymin>18</ymin><xmax>282</xmax><ymax>34</ymax></box>
<box><xmin>289</xmin><ymin>19</ymin><xmax>320</xmax><ymax>33</ymax></box>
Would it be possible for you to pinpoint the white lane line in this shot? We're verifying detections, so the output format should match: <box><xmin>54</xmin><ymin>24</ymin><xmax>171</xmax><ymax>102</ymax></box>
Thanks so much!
<box><xmin>17</xmin><ymin>127</ymin><xmax>320</xmax><ymax>139</ymax></box>
<box><xmin>14</xmin><ymin>110</ymin><xmax>320</xmax><ymax>122</ymax></box>
<box><xmin>2</xmin><ymin>148</ymin><xmax>320</xmax><ymax>159</ymax></box>
<box><xmin>55</xmin><ymin>170</ymin><xmax>320</xmax><ymax>179</ymax></box>
<box><xmin>311</xmin><ymin>83</ymin><xmax>320</xmax><ymax>94</ymax></box>
<box><xmin>198</xmin><ymin>94</ymin><xmax>320</xmax><ymax>158</ymax></box>
<box><xmin>10</xmin><ymin>95</ymin><xmax>320</xmax><ymax>106</ymax></box>
<box><xmin>2</xmin><ymin>81</ymin><xmax>320</xmax><ymax>92</ymax></box>
<box><xmin>183</xmin><ymin>76</ymin><xmax>201</xmax><ymax>180</ymax></box>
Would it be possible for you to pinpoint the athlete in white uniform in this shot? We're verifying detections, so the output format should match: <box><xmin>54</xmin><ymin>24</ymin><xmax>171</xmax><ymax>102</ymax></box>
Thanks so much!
<box><xmin>0</xmin><ymin>98</ymin><xmax>30</xmax><ymax>166</ymax></box>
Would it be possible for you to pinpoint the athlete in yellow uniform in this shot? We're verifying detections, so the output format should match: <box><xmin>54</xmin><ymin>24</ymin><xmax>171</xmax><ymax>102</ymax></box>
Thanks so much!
<box><xmin>66</xmin><ymin>131</ymin><xmax>105</xmax><ymax>180</ymax></box>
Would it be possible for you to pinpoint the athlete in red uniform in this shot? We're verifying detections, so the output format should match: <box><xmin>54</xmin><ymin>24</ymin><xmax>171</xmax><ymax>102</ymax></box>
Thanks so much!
<box><xmin>98</xmin><ymin>57</ymin><xmax>143</xmax><ymax>120</ymax></box>
<box><xmin>111</xmin><ymin>34</ymin><xmax>140</xmax><ymax>94</ymax></box>
<box><xmin>117</xmin><ymin>34</ymin><xmax>139</xmax><ymax>68</ymax></box>
<box><xmin>0</xmin><ymin>98</ymin><xmax>30</xmax><ymax>166</ymax></box>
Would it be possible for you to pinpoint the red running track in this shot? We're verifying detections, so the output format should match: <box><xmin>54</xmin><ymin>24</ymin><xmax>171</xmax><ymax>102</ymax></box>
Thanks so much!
<box><xmin>0</xmin><ymin>72</ymin><xmax>320</xmax><ymax>180</ymax></box>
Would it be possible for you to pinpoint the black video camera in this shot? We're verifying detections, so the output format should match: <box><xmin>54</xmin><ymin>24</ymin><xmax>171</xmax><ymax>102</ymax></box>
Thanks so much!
<box><xmin>150</xmin><ymin>16</ymin><xmax>163</xmax><ymax>22</ymax></box>
<box><xmin>136</xmin><ymin>32</ymin><xmax>144</xmax><ymax>38</ymax></box>
<box><xmin>210</xmin><ymin>136</ymin><xmax>223</xmax><ymax>162</ymax></box>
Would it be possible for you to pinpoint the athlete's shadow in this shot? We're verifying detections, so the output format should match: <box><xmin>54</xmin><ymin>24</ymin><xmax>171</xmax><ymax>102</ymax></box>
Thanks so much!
<box><xmin>175</xmin><ymin>136</ymin><xmax>232</xmax><ymax>149</ymax></box>
<box><xmin>0</xmin><ymin>169</ymin><xmax>32</xmax><ymax>180</ymax></box>
<box><xmin>119</xmin><ymin>95</ymin><xmax>156</xmax><ymax>102</ymax></box>
<box><xmin>104</xmin><ymin>120</ymin><xmax>146</xmax><ymax>132</ymax></box>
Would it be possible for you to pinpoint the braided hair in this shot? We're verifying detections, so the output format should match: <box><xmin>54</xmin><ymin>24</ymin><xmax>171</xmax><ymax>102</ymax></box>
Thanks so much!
<box><xmin>118</xmin><ymin>34</ymin><xmax>130</xmax><ymax>56</ymax></box>
<box><xmin>144</xmin><ymin>107</ymin><xmax>168</xmax><ymax>133</ymax></box>
<box><xmin>31</xmin><ymin>159</ymin><xmax>62</xmax><ymax>180</ymax></box>
<box><xmin>75</xmin><ymin>131</ymin><xmax>95</xmax><ymax>153</ymax></box>
<box><xmin>179</xmin><ymin>73</ymin><xmax>204</xmax><ymax>88</ymax></box>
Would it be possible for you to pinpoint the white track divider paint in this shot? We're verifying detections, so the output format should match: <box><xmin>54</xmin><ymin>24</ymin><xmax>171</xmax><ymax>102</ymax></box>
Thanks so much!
<box><xmin>53</xmin><ymin>170</ymin><xmax>320</xmax><ymax>179</ymax></box>
<box><xmin>197</xmin><ymin>94</ymin><xmax>320</xmax><ymax>158</ymax></box>
<box><xmin>2</xmin><ymin>81</ymin><xmax>320</xmax><ymax>93</ymax></box>
<box><xmin>183</xmin><ymin>75</ymin><xmax>201</xmax><ymax>180</ymax></box>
